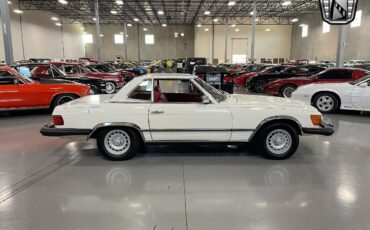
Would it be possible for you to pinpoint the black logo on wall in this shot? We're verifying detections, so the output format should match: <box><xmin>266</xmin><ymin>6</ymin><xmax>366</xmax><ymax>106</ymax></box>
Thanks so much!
<box><xmin>319</xmin><ymin>0</ymin><xmax>359</xmax><ymax>24</ymax></box>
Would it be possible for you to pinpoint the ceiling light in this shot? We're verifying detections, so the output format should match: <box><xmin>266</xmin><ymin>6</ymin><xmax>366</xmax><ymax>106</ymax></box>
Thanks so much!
<box><xmin>235</xmin><ymin>28</ymin><xmax>239</xmax><ymax>32</ymax></box>
<box><xmin>250</xmin><ymin>11</ymin><xmax>254</xmax><ymax>15</ymax></box>
<box><xmin>181</xmin><ymin>33</ymin><xmax>184</xmax><ymax>37</ymax></box>
<box><xmin>231</xmin><ymin>24</ymin><xmax>236</xmax><ymax>27</ymax></box>
<box><xmin>228</xmin><ymin>1</ymin><xmax>236</xmax><ymax>6</ymax></box>
<box><xmin>174</xmin><ymin>32</ymin><xmax>178</xmax><ymax>37</ymax></box>
<box><xmin>81</xmin><ymin>27</ymin><xmax>85</xmax><ymax>30</ymax></box>
<box><xmin>127</xmin><ymin>23</ymin><xmax>132</xmax><ymax>26</ymax></box>
<box><xmin>291</xmin><ymin>18</ymin><xmax>299</xmax><ymax>22</ymax></box>
<box><xmin>134</xmin><ymin>18</ymin><xmax>139</xmax><ymax>22</ymax></box>
<box><xmin>143</xmin><ymin>28</ymin><xmax>147</xmax><ymax>31</ymax></box>
<box><xmin>162</xmin><ymin>23</ymin><xmax>167</xmax><ymax>27</ymax></box>
<box><xmin>204</xmin><ymin>11</ymin><xmax>210</xmax><ymax>15</ymax></box>
<box><xmin>282</xmin><ymin>0</ymin><xmax>292</xmax><ymax>6</ymax></box>
<box><xmin>299</xmin><ymin>24</ymin><xmax>306</xmax><ymax>27</ymax></box>
<box><xmin>158</xmin><ymin>10</ymin><xmax>164</xmax><ymax>15</ymax></box>
<box><xmin>100</xmin><ymin>34</ymin><xmax>104</xmax><ymax>37</ymax></box>
<box><xmin>58</xmin><ymin>0</ymin><xmax>68</xmax><ymax>4</ymax></box>
<box><xmin>205</xmin><ymin>28</ymin><xmax>209</xmax><ymax>31</ymax></box>
<box><xmin>126</xmin><ymin>34</ymin><xmax>128</xmax><ymax>37</ymax></box>
<box><xmin>93</xmin><ymin>17</ymin><xmax>96</xmax><ymax>21</ymax></box>
<box><xmin>116</xmin><ymin>0</ymin><xmax>123</xmax><ymax>5</ymax></box>
<box><xmin>51</xmin><ymin>17</ymin><xmax>59</xmax><ymax>21</ymax></box>
<box><xmin>8</xmin><ymin>1</ymin><xmax>11</xmax><ymax>4</ymax></box>
<box><xmin>55</xmin><ymin>23</ymin><xmax>62</xmax><ymax>26</ymax></box>
<box><xmin>255</xmin><ymin>18</ymin><xmax>259</xmax><ymax>21</ymax></box>
<box><xmin>265</xmin><ymin>28</ymin><xmax>271</xmax><ymax>31</ymax></box>
<box><xmin>111</xmin><ymin>10</ymin><xmax>118</xmax><ymax>15</ymax></box>
<box><xmin>13</xmin><ymin>9</ymin><xmax>23</xmax><ymax>14</ymax></box>
<box><xmin>197</xmin><ymin>24</ymin><xmax>202</xmax><ymax>27</ymax></box>
<box><xmin>213</xmin><ymin>18</ymin><xmax>218</xmax><ymax>22</ymax></box>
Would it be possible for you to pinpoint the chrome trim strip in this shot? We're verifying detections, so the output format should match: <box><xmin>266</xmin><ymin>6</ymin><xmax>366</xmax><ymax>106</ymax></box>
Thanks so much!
<box><xmin>142</xmin><ymin>129</ymin><xmax>254</xmax><ymax>132</ymax></box>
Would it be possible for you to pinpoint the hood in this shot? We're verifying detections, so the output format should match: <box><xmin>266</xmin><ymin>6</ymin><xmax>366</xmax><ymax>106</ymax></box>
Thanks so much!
<box><xmin>226</xmin><ymin>94</ymin><xmax>317</xmax><ymax>112</ymax></box>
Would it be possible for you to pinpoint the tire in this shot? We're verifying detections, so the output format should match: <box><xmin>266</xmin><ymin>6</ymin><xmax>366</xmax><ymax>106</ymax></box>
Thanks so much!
<box><xmin>313</xmin><ymin>92</ymin><xmax>339</xmax><ymax>113</ymax></box>
<box><xmin>51</xmin><ymin>94</ymin><xmax>77</xmax><ymax>110</ymax></box>
<box><xmin>254</xmin><ymin>80</ymin><xmax>267</xmax><ymax>93</ymax></box>
<box><xmin>256</xmin><ymin>123</ymin><xmax>299</xmax><ymax>160</ymax></box>
<box><xmin>280</xmin><ymin>84</ymin><xmax>297</xmax><ymax>98</ymax></box>
<box><xmin>89</xmin><ymin>85</ymin><xmax>99</xmax><ymax>95</ymax></box>
<box><xmin>105</xmin><ymin>82</ymin><xmax>116</xmax><ymax>94</ymax></box>
<box><xmin>97</xmin><ymin>128</ymin><xmax>140</xmax><ymax>161</ymax></box>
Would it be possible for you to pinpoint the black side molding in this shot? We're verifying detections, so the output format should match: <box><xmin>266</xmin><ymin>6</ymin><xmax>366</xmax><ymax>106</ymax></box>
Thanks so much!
<box><xmin>40</xmin><ymin>124</ymin><xmax>92</xmax><ymax>137</ymax></box>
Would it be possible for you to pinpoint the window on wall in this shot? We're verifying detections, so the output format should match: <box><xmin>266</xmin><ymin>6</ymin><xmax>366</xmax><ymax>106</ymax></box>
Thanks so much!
<box><xmin>302</xmin><ymin>25</ymin><xmax>308</xmax><ymax>38</ymax></box>
<box><xmin>145</xmin><ymin>34</ymin><xmax>155</xmax><ymax>44</ymax></box>
<box><xmin>232</xmin><ymin>55</ymin><xmax>247</xmax><ymax>64</ymax></box>
<box><xmin>323</xmin><ymin>22</ymin><xmax>330</xmax><ymax>33</ymax></box>
<box><xmin>83</xmin><ymin>34</ymin><xmax>93</xmax><ymax>44</ymax></box>
<box><xmin>114</xmin><ymin>34</ymin><xmax>124</xmax><ymax>44</ymax></box>
<box><xmin>351</xmin><ymin>10</ymin><xmax>362</xmax><ymax>28</ymax></box>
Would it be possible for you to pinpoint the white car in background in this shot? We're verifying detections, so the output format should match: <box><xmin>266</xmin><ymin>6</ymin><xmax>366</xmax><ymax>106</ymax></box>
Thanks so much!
<box><xmin>41</xmin><ymin>74</ymin><xmax>333</xmax><ymax>161</ymax></box>
<box><xmin>291</xmin><ymin>76</ymin><xmax>370</xmax><ymax>113</ymax></box>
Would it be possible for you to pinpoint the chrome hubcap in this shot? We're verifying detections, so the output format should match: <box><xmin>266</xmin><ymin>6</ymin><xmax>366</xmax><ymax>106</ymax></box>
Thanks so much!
<box><xmin>266</xmin><ymin>129</ymin><xmax>292</xmax><ymax>155</ymax></box>
<box><xmin>105</xmin><ymin>82</ymin><xmax>116</xmax><ymax>94</ymax></box>
<box><xmin>104</xmin><ymin>130</ymin><xmax>131</xmax><ymax>155</ymax></box>
<box><xmin>283</xmin><ymin>87</ymin><xmax>295</xmax><ymax>98</ymax></box>
<box><xmin>316</xmin><ymin>95</ymin><xmax>334</xmax><ymax>112</ymax></box>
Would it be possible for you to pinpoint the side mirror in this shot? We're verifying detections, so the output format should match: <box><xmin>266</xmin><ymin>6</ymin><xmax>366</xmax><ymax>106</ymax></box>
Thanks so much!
<box><xmin>202</xmin><ymin>95</ymin><xmax>211</xmax><ymax>104</ymax></box>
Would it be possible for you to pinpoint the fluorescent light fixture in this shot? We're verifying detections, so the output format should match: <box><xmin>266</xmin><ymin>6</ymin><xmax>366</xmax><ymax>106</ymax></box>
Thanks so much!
<box><xmin>51</xmin><ymin>17</ymin><xmax>59</xmax><ymax>21</ymax></box>
<box><xmin>281</xmin><ymin>1</ymin><xmax>292</xmax><ymax>6</ymax></box>
<box><xmin>93</xmin><ymin>17</ymin><xmax>96</xmax><ymax>21</ymax></box>
<box><xmin>299</xmin><ymin>23</ymin><xmax>306</xmax><ymax>27</ymax></box>
<box><xmin>134</xmin><ymin>18</ymin><xmax>139</xmax><ymax>22</ymax></box>
<box><xmin>158</xmin><ymin>10</ymin><xmax>164</xmax><ymax>15</ymax></box>
<box><xmin>143</xmin><ymin>28</ymin><xmax>148</xmax><ymax>31</ymax></box>
<box><xmin>291</xmin><ymin>18</ymin><xmax>299</xmax><ymax>22</ymax></box>
<box><xmin>255</xmin><ymin>18</ymin><xmax>259</xmax><ymax>22</ymax></box>
<box><xmin>250</xmin><ymin>11</ymin><xmax>254</xmax><ymax>15</ymax></box>
<box><xmin>127</xmin><ymin>23</ymin><xmax>132</xmax><ymax>26</ymax></box>
<box><xmin>58</xmin><ymin>0</ymin><xmax>68</xmax><ymax>4</ymax></box>
<box><xmin>213</xmin><ymin>18</ymin><xmax>218</xmax><ymax>22</ymax></box>
<box><xmin>235</xmin><ymin>28</ymin><xmax>240</xmax><ymax>32</ymax></box>
<box><xmin>265</xmin><ymin>28</ymin><xmax>271</xmax><ymax>31</ymax></box>
<box><xmin>100</xmin><ymin>34</ymin><xmax>104</xmax><ymax>37</ymax></box>
<box><xmin>205</xmin><ymin>28</ymin><xmax>209</xmax><ymax>31</ymax></box>
<box><xmin>13</xmin><ymin>9</ymin><xmax>23</xmax><ymax>14</ymax></box>
<box><xmin>197</xmin><ymin>24</ymin><xmax>202</xmax><ymax>27</ymax></box>
<box><xmin>231</xmin><ymin>24</ymin><xmax>236</xmax><ymax>27</ymax></box>
<box><xmin>116</xmin><ymin>0</ymin><xmax>123</xmax><ymax>5</ymax></box>
<box><xmin>174</xmin><ymin>32</ymin><xmax>178</xmax><ymax>38</ymax></box>
<box><xmin>55</xmin><ymin>23</ymin><xmax>62</xmax><ymax>26</ymax></box>
<box><xmin>228</xmin><ymin>1</ymin><xmax>236</xmax><ymax>6</ymax></box>
<box><xmin>162</xmin><ymin>23</ymin><xmax>167</xmax><ymax>27</ymax></box>
<box><xmin>204</xmin><ymin>11</ymin><xmax>210</xmax><ymax>15</ymax></box>
<box><xmin>181</xmin><ymin>33</ymin><xmax>184</xmax><ymax>37</ymax></box>
<box><xmin>8</xmin><ymin>1</ymin><xmax>11</xmax><ymax>4</ymax></box>
<box><xmin>111</xmin><ymin>10</ymin><xmax>118</xmax><ymax>14</ymax></box>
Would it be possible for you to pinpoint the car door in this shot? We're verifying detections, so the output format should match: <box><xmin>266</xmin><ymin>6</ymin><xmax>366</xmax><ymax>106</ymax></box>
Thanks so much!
<box><xmin>351</xmin><ymin>79</ymin><xmax>370</xmax><ymax>110</ymax></box>
<box><xmin>148</xmin><ymin>79</ymin><xmax>232</xmax><ymax>141</ymax></box>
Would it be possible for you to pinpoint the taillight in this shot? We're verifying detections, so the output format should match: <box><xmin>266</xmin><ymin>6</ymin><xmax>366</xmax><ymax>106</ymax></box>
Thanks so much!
<box><xmin>52</xmin><ymin>115</ymin><xmax>64</xmax><ymax>126</ymax></box>
<box><xmin>223</xmin><ymin>75</ymin><xmax>233</xmax><ymax>83</ymax></box>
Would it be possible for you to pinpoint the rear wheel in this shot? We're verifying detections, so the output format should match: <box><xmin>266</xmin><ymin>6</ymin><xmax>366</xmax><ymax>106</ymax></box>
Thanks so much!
<box><xmin>97</xmin><ymin>128</ymin><xmax>140</xmax><ymax>161</ymax></box>
<box><xmin>280</xmin><ymin>84</ymin><xmax>297</xmax><ymax>98</ymax></box>
<box><xmin>89</xmin><ymin>85</ymin><xmax>98</xmax><ymax>95</ymax></box>
<box><xmin>51</xmin><ymin>94</ymin><xmax>77</xmax><ymax>110</ymax></box>
<box><xmin>254</xmin><ymin>80</ymin><xmax>267</xmax><ymax>93</ymax></box>
<box><xmin>313</xmin><ymin>93</ymin><xmax>339</xmax><ymax>113</ymax></box>
<box><xmin>105</xmin><ymin>82</ymin><xmax>116</xmax><ymax>94</ymax></box>
<box><xmin>256</xmin><ymin>123</ymin><xmax>299</xmax><ymax>160</ymax></box>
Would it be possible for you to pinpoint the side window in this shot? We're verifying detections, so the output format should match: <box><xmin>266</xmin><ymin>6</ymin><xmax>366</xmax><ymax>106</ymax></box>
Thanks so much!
<box><xmin>320</xmin><ymin>70</ymin><xmax>352</xmax><ymax>80</ymax></box>
<box><xmin>153</xmin><ymin>79</ymin><xmax>203</xmax><ymax>103</ymax></box>
<box><xmin>129</xmin><ymin>80</ymin><xmax>152</xmax><ymax>101</ymax></box>
<box><xmin>0</xmin><ymin>71</ymin><xmax>21</xmax><ymax>85</ymax></box>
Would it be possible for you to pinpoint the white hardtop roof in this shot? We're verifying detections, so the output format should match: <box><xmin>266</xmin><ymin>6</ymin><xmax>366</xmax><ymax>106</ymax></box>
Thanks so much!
<box><xmin>141</xmin><ymin>73</ymin><xmax>197</xmax><ymax>80</ymax></box>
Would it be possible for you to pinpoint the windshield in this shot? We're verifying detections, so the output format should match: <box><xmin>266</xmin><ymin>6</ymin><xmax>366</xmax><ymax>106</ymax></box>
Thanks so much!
<box><xmin>194</xmin><ymin>78</ymin><xmax>227</xmax><ymax>102</ymax></box>
<box><xmin>262</xmin><ymin>66</ymin><xmax>288</xmax><ymax>74</ymax></box>
<box><xmin>349</xmin><ymin>75</ymin><xmax>370</xmax><ymax>85</ymax></box>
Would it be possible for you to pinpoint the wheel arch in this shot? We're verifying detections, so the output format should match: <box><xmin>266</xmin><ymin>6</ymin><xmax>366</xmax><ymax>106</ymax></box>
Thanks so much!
<box><xmin>50</xmin><ymin>93</ymin><xmax>80</xmax><ymax>107</ymax></box>
<box><xmin>88</xmin><ymin>122</ymin><xmax>144</xmax><ymax>142</ymax></box>
<box><xmin>279</xmin><ymin>83</ymin><xmax>298</xmax><ymax>94</ymax></box>
<box><xmin>249</xmin><ymin>116</ymin><xmax>303</xmax><ymax>141</ymax></box>
<box><xmin>311</xmin><ymin>90</ymin><xmax>341</xmax><ymax>107</ymax></box>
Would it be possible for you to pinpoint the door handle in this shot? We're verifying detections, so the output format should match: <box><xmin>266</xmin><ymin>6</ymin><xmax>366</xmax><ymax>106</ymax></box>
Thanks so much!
<box><xmin>151</xmin><ymin>111</ymin><xmax>164</xmax><ymax>114</ymax></box>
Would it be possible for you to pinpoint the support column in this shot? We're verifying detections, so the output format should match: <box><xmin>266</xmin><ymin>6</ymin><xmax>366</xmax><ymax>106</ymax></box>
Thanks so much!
<box><xmin>137</xmin><ymin>25</ymin><xmax>140</xmax><ymax>61</ymax></box>
<box><xmin>0</xmin><ymin>0</ymin><xmax>14</xmax><ymax>65</ymax></box>
<box><xmin>336</xmin><ymin>25</ymin><xmax>347</xmax><ymax>67</ymax></box>
<box><xmin>224</xmin><ymin>17</ymin><xmax>228</xmax><ymax>63</ymax></box>
<box><xmin>123</xmin><ymin>21</ymin><xmax>128</xmax><ymax>60</ymax></box>
<box><xmin>94</xmin><ymin>0</ymin><xmax>102</xmax><ymax>62</ymax></box>
<box><xmin>250</xmin><ymin>0</ymin><xmax>257</xmax><ymax>64</ymax></box>
<box><xmin>212</xmin><ymin>18</ymin><xmax>215</xmax><ymax>63</ymax></box>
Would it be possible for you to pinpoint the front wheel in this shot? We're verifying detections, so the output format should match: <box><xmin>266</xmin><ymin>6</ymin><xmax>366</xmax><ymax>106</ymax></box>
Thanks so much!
<box><xmin>256</xmin><ymin>123</ymin><xmax>299</xmax><ymax>160</ymax></box>
<box><xmin>105</xmin><ymin>82</ymin><xmax>116</xmax><ymax>94</ymax></box>
<box><xmin>254</xmin><ymin>80</ymin><xmax>267</xmax><ymax>93</ymax></box>
<box><xmin>313</xmin><ymin>93</ymin><xmax>339</xmax><ymax>113</ymax></box>
<box><xmin>97</xmin><ymin>128</ymin><xmax>140</xmax><ymax>161</ymax></box>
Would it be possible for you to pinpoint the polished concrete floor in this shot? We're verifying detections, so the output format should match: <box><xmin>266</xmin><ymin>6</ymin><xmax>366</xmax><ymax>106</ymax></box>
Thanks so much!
<box><xmin>1</xmin><ymin>107</ymin><xmax>370</xmax><ymax>229</ymax></box>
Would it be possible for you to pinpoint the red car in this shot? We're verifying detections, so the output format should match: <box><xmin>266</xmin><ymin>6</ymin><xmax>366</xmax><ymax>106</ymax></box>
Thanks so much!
<box><xmin>51</xmin><ymin>62</ymin><xmax>125</xmax><ymax>94</ymax></box>
<box><xmin>234</xmin><ymin>65</ymin><xmax>287</xmax><ymax>86</ymax></box>
<box><xmin>0</xmin><ymin>66</ymin><xmax>90</xmax><ymax>111</ymax></box>
<box><xmin>264</xmin><ymin>68</ymin><xmax>368</xmax><ymax>97</ymax></box>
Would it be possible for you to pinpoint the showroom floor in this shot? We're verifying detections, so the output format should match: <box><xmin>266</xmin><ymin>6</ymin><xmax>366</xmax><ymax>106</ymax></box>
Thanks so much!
<box><xmin>1</xmin><ymin>96</ymin><xmax>370</xmax><ymax>230</ymax></box>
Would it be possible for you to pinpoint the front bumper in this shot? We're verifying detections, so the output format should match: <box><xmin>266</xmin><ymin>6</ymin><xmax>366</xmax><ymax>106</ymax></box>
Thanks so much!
<box><xmin>302</xmin><ymin>121</ymin><xmax>334</xmax><ymax>136</ymax></box>
<box><xmin>40</xmin><ymin>124</ymin><xmax>91</xmax><ymax>137</ymax></box>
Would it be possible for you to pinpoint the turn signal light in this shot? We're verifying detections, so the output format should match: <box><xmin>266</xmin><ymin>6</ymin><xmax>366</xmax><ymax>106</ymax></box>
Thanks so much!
<box><xmin>52</xmin><ymin>115</ymin><xmax>64</xmax><ymax>126</ymax></box>
<box><xmin>310</xmin><ymin>115</ymin><xmax>321</xmax><ymax>126</ymax></box>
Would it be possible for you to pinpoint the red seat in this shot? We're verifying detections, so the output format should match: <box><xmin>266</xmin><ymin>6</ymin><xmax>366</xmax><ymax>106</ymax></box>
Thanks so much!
<box><xmin>154</xmin><ymin>86</ymin><xmax>168</xmax><ymax>103</ymax></box>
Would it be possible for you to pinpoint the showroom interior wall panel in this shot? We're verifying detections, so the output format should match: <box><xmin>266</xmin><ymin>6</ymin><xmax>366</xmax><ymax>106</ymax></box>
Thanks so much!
<box><xmin>291</xmin><ymin>0</ymin><xmax>370</xmax><ymax>61</ymax></box>
<box><xmin>0</xmin><ymin>8</ymin><xmax>84</xmax><ymax>61</ymax></box>
<box><xmin>194</xmin><ymin>24</ymin><xmax>292</xmax><ymax>63</ymax></box>
<box><xmin>84</xmin><ymin>24</ymin><xmax>194</xmax><ymax>61</ymax></box>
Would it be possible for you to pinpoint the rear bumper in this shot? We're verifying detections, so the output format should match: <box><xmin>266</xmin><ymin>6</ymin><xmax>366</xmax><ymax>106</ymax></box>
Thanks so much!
<box><xmin>302</xmin><ymin>121</ymin><xmax>334</xmax><ymax>136</ymax></box>
<box><xmin>40</xmin><ymin>124</ymin><xmax>91</xmax><ymax>137</ymax></box>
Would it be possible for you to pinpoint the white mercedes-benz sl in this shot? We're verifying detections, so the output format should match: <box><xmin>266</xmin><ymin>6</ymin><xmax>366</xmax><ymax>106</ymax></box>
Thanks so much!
<box><xmin>291</xmin><ymin>75</ymin><xmax>370</xmax><ymax>113</ymax></box>
<box><xmin>41</xmin><ymin>74</ymin><xmax>334</xmax><ymax>160</ymax></box>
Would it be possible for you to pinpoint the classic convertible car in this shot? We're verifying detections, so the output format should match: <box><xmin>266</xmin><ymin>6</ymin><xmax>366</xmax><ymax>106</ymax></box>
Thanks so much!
<box><xmin>41</xmin><ymin>74</ymin><xmax>334</xmax><ymax>161</ymax></box>
<box><xmin>291</xmin><ymin>75</ymin><xmax>370</xmax><ymax>113</ymax></box>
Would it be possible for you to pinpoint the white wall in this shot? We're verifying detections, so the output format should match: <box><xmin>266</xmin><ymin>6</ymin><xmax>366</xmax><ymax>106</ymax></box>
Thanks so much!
<box><xmin>195</xmin><ymin>24</ymin><xmax>292</xmax><ymax>63</ymax></box>
<box><xmin>0</xmin><ymin>7</ymin><xmax>85</xmax><ymax>61</ymax></box>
